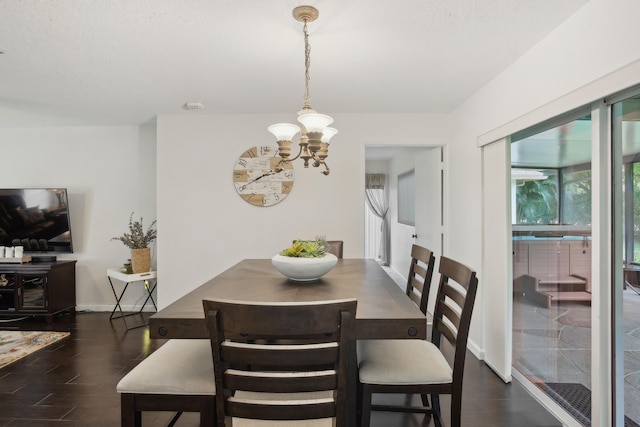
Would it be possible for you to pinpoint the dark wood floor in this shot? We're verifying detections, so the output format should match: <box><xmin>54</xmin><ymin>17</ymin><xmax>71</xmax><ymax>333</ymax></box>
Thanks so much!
<box><xmin>0</xmin><ymin>311</ymin><xmax>562</xmax><ymax>427</ymax></box>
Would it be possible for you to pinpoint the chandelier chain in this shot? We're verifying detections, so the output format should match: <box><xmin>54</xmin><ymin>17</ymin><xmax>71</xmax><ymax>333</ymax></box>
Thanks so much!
<box><xmin>303</xmin><ymin>19</ymin><xmax>312</xmax><ymax>110</ymax></box>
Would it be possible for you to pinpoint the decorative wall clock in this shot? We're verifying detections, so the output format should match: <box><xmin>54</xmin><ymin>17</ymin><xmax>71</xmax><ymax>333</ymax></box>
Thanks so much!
<box><xmin>232</xmin><ymin>145</ymin><xmax>295</xmax><ymax>207</ymax></box>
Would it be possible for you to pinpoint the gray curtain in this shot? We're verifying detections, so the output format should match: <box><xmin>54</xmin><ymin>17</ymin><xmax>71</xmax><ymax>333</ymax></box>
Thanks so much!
<box><xmin>365</xmin><ymin>173</ymin><xmax>390</xmax><ymax>266</ymax></box>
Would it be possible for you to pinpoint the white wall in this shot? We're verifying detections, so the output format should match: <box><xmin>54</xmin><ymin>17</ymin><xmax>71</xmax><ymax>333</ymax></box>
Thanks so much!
<box><xmin>156</xmin><ymin>113</ymin><xmax>450</xmax><ymax>308</ymax></box>
<box><xmin>364</xmin><ymin>160</ymin><xmax>389</xmax><ymax>175</ymax></box>
<box><xmin>448</xmin><ymin>0</ymin><xmax>640</xmax><ymax>367</ymax></box>
<box><xmin>0</xmin><ymin>125</ymin><xmax>157</xmax><ymax>311</ymax></box>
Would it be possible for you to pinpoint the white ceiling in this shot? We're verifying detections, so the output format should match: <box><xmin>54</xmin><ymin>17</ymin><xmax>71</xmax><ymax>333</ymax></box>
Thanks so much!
<box><xmin>0</xmin><ymin>0</ymin><xmax>590</xmax><ymax>128</ymax></box>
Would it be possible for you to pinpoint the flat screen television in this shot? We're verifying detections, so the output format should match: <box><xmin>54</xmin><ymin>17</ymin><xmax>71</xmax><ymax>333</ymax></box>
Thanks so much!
<box><xmin>0</xmin><ymin>188</ymin><xmax>73</xmax><ymax>253</ymax></box>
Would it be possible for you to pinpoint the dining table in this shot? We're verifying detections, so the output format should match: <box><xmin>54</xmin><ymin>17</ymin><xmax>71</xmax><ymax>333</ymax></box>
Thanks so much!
<box><xmin>149</xmin><ymin>258</ymin><xmax>427</xmax><ymax>341</ymax></box>
<box><xmin>148</xmin><ymin>258</ymin><xmax>428</xmax><ymax>426</ymax></box>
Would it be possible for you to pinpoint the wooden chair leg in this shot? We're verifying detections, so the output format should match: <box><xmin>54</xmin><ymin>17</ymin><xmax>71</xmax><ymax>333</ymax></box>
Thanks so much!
<box><xmin>201</xmin><ymin>396</ymin><xmax>216</xmax><ymax>426</ymax></box>
<box><xmin>216</xmin><ymin>401</ymin><xmax>226</xmax><ymax>427</ymax></box>
<box><xmin>359</xmin><ymin>384</ymin><xmax>373</xmax><ymax>427</ymax></box>
<box><xmin>120</xmin><ymin>394</ymin><xmax>140</xmax><ymax>427</ymax></box>
<box><xmin>431</xmin><ymin>394</ymin><xmax>443</xmax><ymax>427</ymax></box>
<box><xmin>167</xmin><ymin>412</ymin><xmax>182</xmax><ymax>427</ymax></box>
<box><xmin>420</xmin><ymin>393</ymin><xmax>431</xmax><ymax>407</ymax></box>
<box><xmin>450</xmin><ymin>393</ymin><xmax>462</xmax><ymax>427</ymax></box>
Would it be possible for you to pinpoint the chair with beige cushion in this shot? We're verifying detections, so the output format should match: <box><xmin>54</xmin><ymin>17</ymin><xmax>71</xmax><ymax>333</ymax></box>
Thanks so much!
<box><xmin>357</xmin><ymin>256</ymin><xmax>479</xmax><ymax>427</ymax></box>
<box><xmin>405</xmin><ymin>244</ymin><xmax>436</xmax><ymax>315</ymax></box>
<box><xmin>354</xmin><ymin>244</ymin><xmax>435</xmax><ymax>421</ymax></box>
<box><xmin>117</xmin><ymin>339</ymin><xmax>216</xmax><ymax>427</ymax></box>
<box><xmin>203</xmin><ymin>297</ymin><xmax>357</xmax><ymax>427</ymax></box>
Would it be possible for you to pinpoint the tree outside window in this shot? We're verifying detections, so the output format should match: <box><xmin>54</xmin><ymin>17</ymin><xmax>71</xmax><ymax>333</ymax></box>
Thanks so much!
<box><xmin>515</xmin><ymin>173</ymin><xmax>558</xmax><ymax>224</ymax></box>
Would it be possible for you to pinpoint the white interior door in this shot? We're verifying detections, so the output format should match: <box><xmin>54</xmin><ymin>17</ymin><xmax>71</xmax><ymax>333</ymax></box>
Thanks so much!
<box><xmin>414</xmin><ymin>147</ymin><xmax>443</xmax><ymax>314</ymax></box>
<box><xmin>481</xmin><ymin>138</ymin><xmax>512</xmax><ymax>382</ymax></box>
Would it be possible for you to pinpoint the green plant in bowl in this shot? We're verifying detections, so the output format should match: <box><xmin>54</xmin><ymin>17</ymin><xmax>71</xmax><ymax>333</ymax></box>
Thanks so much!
<box><xmin>280</xmin><ymin>238</ymin><xmax>330</xmax><ymax>258</ymax></box>
<box><xmin>273</xmin><ymin>237</ymin><xmax>337</xmax><ymax>282</ymax></box>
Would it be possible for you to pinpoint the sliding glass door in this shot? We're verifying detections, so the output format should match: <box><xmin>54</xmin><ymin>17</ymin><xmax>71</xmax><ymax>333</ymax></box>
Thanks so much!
<box><xmin>612</xmin><ymin>93</ymin><xmax>640</xmax><ymax>425</ymax></box>
<box><xmin>511</xmin><ymin>113</ymin><xmax>593</xmax><ymax>425</ymax></box>
<box><xmin>509</xmin><ymin>91</ymin><xmax>640</xmax><ymax>426</ymax></box>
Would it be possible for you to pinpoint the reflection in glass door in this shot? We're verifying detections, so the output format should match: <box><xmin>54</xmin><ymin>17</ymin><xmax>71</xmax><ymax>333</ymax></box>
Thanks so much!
<box><xmin>511</xmin><ymin>114</ymin><xmax>593</xmax><ymax>425</ymax></box>
<box><xmin>613</xmin><ymin>94</ymin><xmax>640</xmax><ymax>425</ymax></box>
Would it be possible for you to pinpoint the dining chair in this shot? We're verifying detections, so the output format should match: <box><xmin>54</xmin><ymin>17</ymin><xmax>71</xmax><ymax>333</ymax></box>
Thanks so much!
<box><xmin>357</xmin><ymin>256</ymin><xmax>479</xmax><ymax>427</ymax></box>
<box><xmin>405</xmin><ymin>244</ymin><xmax>436</xmax><ymax>315</ymax></box>
<box><xmin>116</xmin><ymin>339</ymin><xmax>216</xmax><ymax>427</ymax></box>
<box><xmin>326</xmin><ymin>240</ymin><xmax>344</xmax><ymax>258</ymax></box>
<box><xmin>203</xmin><ymin>297</ymin><xmax>357</xmax><ymax>427</ymax></box>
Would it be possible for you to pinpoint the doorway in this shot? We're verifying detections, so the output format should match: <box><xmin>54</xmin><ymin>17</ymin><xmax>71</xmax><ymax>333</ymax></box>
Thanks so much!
<box><xmin>365</xmin><ymin>145</ymin><xmax>444</xmax><ymax>313</ymax></box>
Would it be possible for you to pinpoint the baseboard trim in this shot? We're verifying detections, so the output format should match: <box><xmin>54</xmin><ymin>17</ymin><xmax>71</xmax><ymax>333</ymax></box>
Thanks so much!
<box><xmin>76</xmin><ymin>304</ymin><xmax>156</xmax><ymax>313</ymax></box>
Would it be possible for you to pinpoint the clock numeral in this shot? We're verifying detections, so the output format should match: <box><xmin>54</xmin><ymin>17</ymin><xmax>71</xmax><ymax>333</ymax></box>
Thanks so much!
<box><xmin>260</xmin><ymin>146</ymin><xmax>271</xmax><ymax>156</ymax></box>
<box><xmin>238</xmin><ymin>159</ymin><xmax>247</xmax><ymax>168</ymax></box>
<box><xmin>243</xmin><ymin>147</ymin><xmax>257</xmax><ymax>158</ymax></box>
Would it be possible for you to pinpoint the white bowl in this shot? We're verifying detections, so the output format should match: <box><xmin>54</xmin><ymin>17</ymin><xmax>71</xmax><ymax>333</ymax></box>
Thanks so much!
<box><xmin>271</xmin><ymin>253</ymin><xmax>338</xmax><ymax>282</ymax></box>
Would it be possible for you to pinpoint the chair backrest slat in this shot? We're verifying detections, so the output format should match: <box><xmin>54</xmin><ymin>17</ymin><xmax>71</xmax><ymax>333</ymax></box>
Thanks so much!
<box><xmin>221</xmin><ymin>341</ymin><xmax>339</xmax><ymax>367</ymax></box>
<box><xmin>431</xmin><ymin>256</ymin><xmax>478</xmax><ymax>386</ymax></box>
<box><xmin>227</xmin><ymin>397</ymin><xmax>336</xmax><ymax>421</ymax></box>
<box><xmin>412</xmin><ymin>264</ymin><xmax>428</xmax><ymax>286</ymax></box>
<box><xmin>212</xmin><ymin>301</ymin><xmax>347</xmax><ymax>337</ymax></box>
<box><xmin>435</xmin><ymin>303</ymin><xmax>459</xmax><ymax>345</ymax></box>
<box><xmin>407</xmin><ymin>279</ymin><xmax>422</xmax><ymax>307</ymax></box>
<box><xmin>405</xmin><ymin>244</ymin><xmax>436</xmax><ymax>315</ymax></box>
<box><xmin>224</xmin><ymin>368</ymin><xmax>337</xmax><ymax>393</ymax></box>
<box><xmin>204</xmin><ymin>298</ymin><xmax>357</xmax><ymax>426</ymax></box>
<box><xmin>442</xmin><ymin>280</ymin><xmax>466</xmax><ymax>309</ymax></box>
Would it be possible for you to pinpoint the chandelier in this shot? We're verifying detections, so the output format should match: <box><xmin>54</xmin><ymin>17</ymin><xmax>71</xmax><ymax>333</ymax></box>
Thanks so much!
<box><xmin>268</xmin><ymin>5</ymin><xmax>337</xmax><ymax>176</ymax></box>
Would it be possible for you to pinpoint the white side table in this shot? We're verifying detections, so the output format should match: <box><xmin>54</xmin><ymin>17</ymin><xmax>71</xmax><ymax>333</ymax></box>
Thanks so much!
<box><xmin>107</xmin><ymin>269</ymin><xmax>158</xmax><ymax>330</ymax></box>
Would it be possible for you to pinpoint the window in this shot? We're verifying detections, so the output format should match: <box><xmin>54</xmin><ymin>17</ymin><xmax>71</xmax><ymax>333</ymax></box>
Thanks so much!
<box><xmin>511</xmin><ymin>167</ymin><xmax>592</xmax><ymax>226</ymax></box>
<box><xmin>561</xmin><ymin>166</ymin><xmax>592</xmax><ymax>226</ymax></box>
<box><xmin>511</xmin><ymin>115</ymin><xmax>592</xmax><ymax>226</ymax></box>
<box><xmin>513</xmin><ymin>169</ymin><xmax>559</xmax><ymax>224</ymax></box>
<box><xmin>398</xmin><ymin>169</ymin><xmax>415</xmax><ymax>226</ymax></box>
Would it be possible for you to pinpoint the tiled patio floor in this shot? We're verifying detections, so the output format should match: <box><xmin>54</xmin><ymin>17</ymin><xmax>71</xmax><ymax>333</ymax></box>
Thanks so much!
<box><xmin>513</xmin><ymin>289</ymin><xmax>640</xmax><ymax>424</ymax></box>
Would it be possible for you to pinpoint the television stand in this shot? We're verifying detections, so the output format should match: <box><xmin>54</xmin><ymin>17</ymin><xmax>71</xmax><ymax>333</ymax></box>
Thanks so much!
<box><xmin>31</xmin><ymin>254</ymin><xmax>58</xmax><ymax>263</ymax></box>
<box><xmin>0</xmin><ymin>260</ymin><xmax>76</xmax><ymax>323</ymax></box>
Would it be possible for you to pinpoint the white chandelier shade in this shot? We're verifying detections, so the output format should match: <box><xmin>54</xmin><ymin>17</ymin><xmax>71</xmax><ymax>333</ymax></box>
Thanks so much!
<box><xmin>321</xmin><ymin>127</ymin><xmax>338</xmax><ymax>143</ymax></box>
<box><xmin>268</xmin><ymin>123</ymin><xmax>301</xmax><ymax>141</ymax></box>
<box><xmin>297</xmin><ymin>113</ymin><xmax>333</xmax><ymax>134</ymax></box>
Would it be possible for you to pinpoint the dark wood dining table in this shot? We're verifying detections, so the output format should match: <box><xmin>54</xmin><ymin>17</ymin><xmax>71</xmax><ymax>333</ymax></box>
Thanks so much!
<box><xmin>148</xmin><ymin>258</ymin><xmax>427</xmax><ymax>426</ymax></box>
<box><xmin>149</xmin><ymin>258</ymin><xmax>427</xmax><ymax>341</ymax></box>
